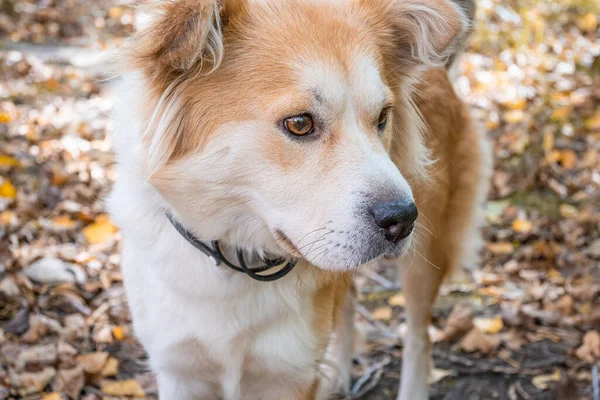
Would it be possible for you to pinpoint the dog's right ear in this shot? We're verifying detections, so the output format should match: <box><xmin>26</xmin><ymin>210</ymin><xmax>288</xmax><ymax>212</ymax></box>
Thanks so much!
<box><xmin>121</xmin><ymin>0</ymin><xmax>246</xmax><ymax>74</ymax></box>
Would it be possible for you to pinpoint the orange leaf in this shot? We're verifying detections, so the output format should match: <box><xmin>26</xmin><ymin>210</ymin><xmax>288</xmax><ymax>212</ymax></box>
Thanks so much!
<box><xmin>83</xmin><ymin>216</ymin><xmax>118</xmax><ymax>244</ymax></box>
<box><xmin>0</xmin><ymin>180</ymin><xmax>16</xmax><ymax>199</ymax></box>
<box><xmin>0</xmin><ymin>155</ymin><xmax>19</xmax><ymax>167</ymax></box>
<box><xmin>512</xmin><ymin>219</ymin><xmax>532</xmax><ymax>234</ymax></box>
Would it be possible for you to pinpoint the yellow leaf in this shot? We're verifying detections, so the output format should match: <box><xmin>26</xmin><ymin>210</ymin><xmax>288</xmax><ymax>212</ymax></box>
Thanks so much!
<box><xmin>559</xmin><ymin>204</ymin><xmax>578</xmax><ymax>218</ymax></box>
<box><xmin>504</xmin><ymin>98</ymin><xmax>526</xmax><ymax>111</ymax></box>
<box><xmin>543</xmin><ymin>130</ymin><xmax>554</xmax><ymax>153</ymax></box>
<box><xmin>0</xmin><ymin>111</ymin><xmax>10</xmax><ymax>124</ymax></box>
<box><xmin>512</xmin><ymin>219</ymin><xmax>532</xmax><ymax>234</ymax></box>
<box><xmin>45</xmin><ymin>77</ymin><xmax>59</xmax><ymax>91</ymax></box>
<box><xmin>486</xmin><ymin>242</ymin><xmax>513</xmax><ymax>255</ymax></box>
<box><xmin>101</xmin><ymin>379</ymin><xmax>145</xmax><ymax>397</ymax></box>
<box><xmin>0</xmin><ymin>180</ymin><xmax>16</xmax><ymax>199</ymax></box>
<box><xmin>83</xmin><ymin>216</ymin><xmax>118</xmax><ymax>244</ymax></box>
<box><xmin>41</xmin><ymin>393</ymin><xmax>63</xmax><ymax>400</ymax></box>
<box><xmin>473</xmin><ymin>316</ymin><xmax>504</xmax><ymax>334</ymax></box>
<box><xmin>101</xmin><ymin>357</ymin><xmax>120</xmax><ymax>377</ymax></box>
<box><xmin>372</xmin><ymin>306</ymin><xmax>393</xmax><ymax>321</ymax></box>
<box><xmin>558</xmin><ymin>150</ymin><xmax>577</xmax><ymax>169</ymax></box>
<box><xmin>577</xmin><ymin>13</ymin><xmax>598</xmax><ymax>33</ymax></box>
<box><xmin>109</xmin><ymin>7</ymin><xmax>123</xmax><ymax>18</ymax></box>
<box><xmin>0</xmin><ymin>211</ymin><xmax>15</xmax><ymax>225</ymax></box>
<box><xmin>388</xmin><ymin>293</ymin><xmax>406</xmax><ymax>307</ymax></box>
<box><xmin>585</xmin><ymin>112</ymin><xmax>600</xmax><ymax>130</ymax></box>
<box><xmin>547</xmin><ymin>268</ymin><xmax>564</xmax><ymax>285</ymax></box>
<box><xmin>0</xmin><ymin>155</ymin><xmax>19</xmax><ymax>167</ymax></box>
<box><xmin>551</xmin><ymin>107</ymin><xmax>571</xmax><ymax>122</ymax></box>
<box><xmin>112</xmin><ymin>325</ymin><xmax>126</xmax><ymax>340</ymax></box>
<box><xmin>504</xmin><ymin>110</ymin><xmax>524</xmax><ymax>123</ymax></box>
<box><xmin>532</xmin><ymin>369</ymin><xmax>562</xmax><ymax>391</ymax></box>
<box><xmin>52</xmin><ymin>215</ymin><xmax>77</xmax><ymax>229</ymax></box>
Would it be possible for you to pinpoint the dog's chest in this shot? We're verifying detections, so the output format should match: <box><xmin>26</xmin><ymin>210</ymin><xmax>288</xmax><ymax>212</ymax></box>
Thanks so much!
<box><xmin>127</xmin><ymin>261</ymin><xmax>322</xmax><ymax>398</ymax></box>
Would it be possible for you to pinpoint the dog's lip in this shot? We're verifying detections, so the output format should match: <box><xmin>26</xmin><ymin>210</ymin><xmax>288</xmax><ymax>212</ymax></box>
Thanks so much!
<box><xmin>273</xmin><ymin>228</ymin><xmax>302</xmax><ymax>258</ymax></box>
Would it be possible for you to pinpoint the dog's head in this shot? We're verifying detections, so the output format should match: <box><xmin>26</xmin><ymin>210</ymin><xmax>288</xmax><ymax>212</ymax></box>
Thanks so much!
<box><xmin>118</xmin><ymin>0</ymin><xmax>471</xmax><ymax>271</ymax></box>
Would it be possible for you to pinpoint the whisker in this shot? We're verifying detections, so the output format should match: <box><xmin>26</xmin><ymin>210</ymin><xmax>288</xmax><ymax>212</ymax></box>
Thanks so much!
<box><xmin>415</xmin><ymin>249</ymin><xmax>441</xmax><ymax>270</ymax></box>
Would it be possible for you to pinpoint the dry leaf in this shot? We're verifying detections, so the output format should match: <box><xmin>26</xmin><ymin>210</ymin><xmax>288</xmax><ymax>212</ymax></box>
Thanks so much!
<box><xmin>575</xmin><ymin>330</ymin><xmax>600</xmax><ymax>363</ymax></box>
<box><xmin>0</xmin><ymin>155</ymin><xmax>20</xmax><ymax>167</ymax></box>
<box><xmin>0</xmin><ymin>111</ymin><xmax>10</xmax><ymax>124</ymax></box>
<box><xmin>53</xmin><ymin>366</ymin><xmax>84</xmax><ymax>400</ymax></box>
<box><xmin>512</xmin><ymin>219</ymin><xmax>532</xmax><ymax>233</ymax></box>
<box><xmin>388</xmin><ymin>293</ymin><xmax>406</xmax><ymax>307</ymax></box>
<box><xmin>459</xmin><ymin>327</ymin><xmax>500</xmax><ymax>354</ymax></box>
<box><xmin>532</xmin><ymin>369</ymin><xmax>562</xmax><ymax>390</ymax></box>
<box><xmin>41</xmin><ymin>393</ymin><xmax>63</xmax><ymax>400</ymax></box>
<box><xmin>0</xmin><ymin>179</ymin><xmax>16</xmax><ymax>199</ymax></box>
<box><xmin>83</xmin><ymin>215</ymin><xmax>118</xmax><ymax>244</ymax></box>
<box><xmin>101</xmin><ymin>379</ymin><xmax>145</xmax><ymax>397</ymax></box>
<box><xmin>585</xmin><ymin>111</ymin><xmax>600</xmax><ymax>130</ymax></box>
<box><xmin>77</xmin><ymin>352</ymin><xmax>109</xmax><ymax>374</ymax></box>
<box><xmin>372</xmin><ymin>306</ymin><xmax>393</xmax><ymax>321</ymax></box>
<box><xmin>473</xmin><ymin>316</ymin><xmax>504</xmax><ymax>334</ymax></box>
<box><xmin>101</xmin><ymin>357</ymin><xmax>119</xmax><ymax>377</ymax></box>
<box><xmin>577</xmin><ymin>13</ymin><xmax>598</xmax><ymax>33</ymax></box>
<box><xmin>429</xmin><ymin>368</ymin><xmax>453</xmax><ymax>384</ymax></box>
<box><xmin>439</xmin><ymin>305</ymin><xmax>473</xmax><ymax>342</ymax></box>
<box><xmin>112</xmin><ymin>325</ymin><xmax>126</xmax><ymax>340</ymax></box>
<box><xmin>486</xmin><ymin>242</ymin><xmax>513</xmax><ymax>255</ymax></box>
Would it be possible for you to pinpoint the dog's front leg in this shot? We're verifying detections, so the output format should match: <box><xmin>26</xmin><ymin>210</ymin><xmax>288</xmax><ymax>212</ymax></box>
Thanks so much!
<box><xmin>157</xmin><ymin>372</ymin><xmax>216</xmax><ymax>400</ymax></box>
<box><xmin>397</xmin><ymin>257</ymin><xmax>445</xmax><ymax>400</ymax></box>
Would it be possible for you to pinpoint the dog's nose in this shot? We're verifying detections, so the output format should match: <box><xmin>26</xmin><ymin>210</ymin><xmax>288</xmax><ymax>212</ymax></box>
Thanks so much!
<box><xmin>370</xmin><ymin>200</ymin><xmax>418</xmax><ymax>243</ymax></box>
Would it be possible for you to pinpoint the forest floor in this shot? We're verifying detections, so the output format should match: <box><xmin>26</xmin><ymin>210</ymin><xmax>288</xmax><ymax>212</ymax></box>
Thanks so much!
<box><xmin>1</xmin><ymin>0</ymin><xmax>600</xmax><ymax>399</ymax></box>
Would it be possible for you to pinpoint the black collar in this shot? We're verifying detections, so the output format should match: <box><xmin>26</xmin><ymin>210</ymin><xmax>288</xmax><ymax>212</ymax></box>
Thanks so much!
<box><xmin>165</xmin><ymin>211</ymin><xmax>297</xmax><ymax>282</ymax></box>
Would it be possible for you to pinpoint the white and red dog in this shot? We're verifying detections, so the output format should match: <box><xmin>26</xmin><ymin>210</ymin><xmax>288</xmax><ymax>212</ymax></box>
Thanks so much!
<box><xmin>108</xmin><ymin>0</ymin><xmax>490</xmax><ymax>398</ymax></box>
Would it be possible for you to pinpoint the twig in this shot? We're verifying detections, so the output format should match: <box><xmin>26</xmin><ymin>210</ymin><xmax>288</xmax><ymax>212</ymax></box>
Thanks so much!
<box><xmin>350</xmin><ymin>356</ymin><xmax>391</xmax><ymax>397</ymax></box>
<box><xmin>593</xmin><ymin>364</ymin><xmax>599</xmax><ymax>400</ymax></box>
<box><xmin>360</xmin><ymin>270</ymin><xmax>396</xmax><ymax>289</ymax></box>
<box><xmin>514</xmin><ymin>381</ymin><xmax>532</xmax><ymax>400</ymax></box>
<box><xmin>355</xmin><ymin>303</ymin><xmax>396</xmax><ymax>339</ymax></box>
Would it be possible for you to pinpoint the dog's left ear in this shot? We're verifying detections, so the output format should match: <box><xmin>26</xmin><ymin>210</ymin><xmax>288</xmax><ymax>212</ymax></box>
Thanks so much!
<box><xmin>370</xmin><ymin>0</ymin><xmax>474</xmax><ymax>70</ymax></box>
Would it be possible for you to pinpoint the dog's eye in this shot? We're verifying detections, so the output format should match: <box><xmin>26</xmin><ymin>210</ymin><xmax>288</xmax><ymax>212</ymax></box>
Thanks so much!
<box><xmin>377</xmin><ymin>108</ymin><xmax>389</xmax><ymax>131</ymax></box>
<box><xmin>284</xmin><ymin>114</ymin><xmax>314</xmax><ymax>136</ymax></box>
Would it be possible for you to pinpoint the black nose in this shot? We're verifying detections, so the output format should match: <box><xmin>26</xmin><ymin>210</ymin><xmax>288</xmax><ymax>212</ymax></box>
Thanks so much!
<box><xmin>370</xmin><ymin>199</ymin><xmax>418</xmax><ymax>243</ymax></box>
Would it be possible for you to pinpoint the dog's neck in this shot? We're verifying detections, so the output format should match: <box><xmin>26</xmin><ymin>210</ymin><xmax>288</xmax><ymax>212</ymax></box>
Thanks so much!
<box><xmin>164</xmin><ymin>211</ymin><xmax>298</xmax><ymax>282</ymax></box>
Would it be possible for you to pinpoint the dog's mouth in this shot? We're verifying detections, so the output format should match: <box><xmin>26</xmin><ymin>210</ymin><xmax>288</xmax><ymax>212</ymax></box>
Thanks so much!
<box><xmin>273</xmin><ymin>226</ymin><xmax>413</xmax><ymax>270</ymax></box>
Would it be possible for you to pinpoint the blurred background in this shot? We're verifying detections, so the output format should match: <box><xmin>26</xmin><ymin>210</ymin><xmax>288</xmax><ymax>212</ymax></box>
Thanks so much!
<box><xmin>0</xmin><ymin>0</ymin><xmax>599</xmax><ymax>399</ymax></box>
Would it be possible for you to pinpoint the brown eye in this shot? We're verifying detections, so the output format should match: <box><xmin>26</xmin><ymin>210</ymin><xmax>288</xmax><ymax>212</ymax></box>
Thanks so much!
<box><xmin>284</xmin><ymin>114</ymin><xmax>314</xmax><ymax>136</ymax></box>
<box><xmin>378</xmin><ymin>108</ymin><xmax>389</xmax><ymax>131</ymax></box>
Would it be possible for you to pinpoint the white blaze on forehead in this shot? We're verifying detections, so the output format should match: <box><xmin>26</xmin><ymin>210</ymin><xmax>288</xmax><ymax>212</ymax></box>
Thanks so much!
<box><xmin>298</xmin><ymin>61</ymin><xmax>347</xmax><ymax>112</ymax></box>
<box><xmin>350</xmin><ymin>53</ymin><xmax>390</xmax><ymax>112</ymax></box>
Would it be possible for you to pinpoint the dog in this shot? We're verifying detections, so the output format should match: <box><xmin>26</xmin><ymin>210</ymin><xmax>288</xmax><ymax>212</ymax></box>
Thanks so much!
<box><xmin>108</xmin><ymin>0</ymin><xmax>490</xmax><ymax>399</ymax></box>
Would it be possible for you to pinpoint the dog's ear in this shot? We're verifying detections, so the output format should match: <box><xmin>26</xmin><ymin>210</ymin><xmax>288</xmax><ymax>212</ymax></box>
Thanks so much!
<box><xmin>369</xmin><ymin>0</ymin><xmax>473</xmax><ymax>70</ymax></box>
<box><xmin>123</xmin><ymin>0</ymin><xmax>246</xmax><ymax>74</ymax></box>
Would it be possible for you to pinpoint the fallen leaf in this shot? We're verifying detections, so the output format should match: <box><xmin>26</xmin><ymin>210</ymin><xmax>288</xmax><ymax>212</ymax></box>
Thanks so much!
<box><xmin>372</xmin><ymin>306</ymin><xmax>393</xmax><ymax>321</ymax></box>
<box><xmin>112</xmin><ymin>325</ymin><xmax>126</xmax><ymax>340</ymax></box>
<box><xmin>439</xmin><ymin>305</ymin><xmax>473</xmax><ymax>342</ymax></box>
<box><xmin>486</xmin><ymin>242</ymin><xmax>513</xmax><ymax>255</ymax></box>
<box><xmin>512</xmin><ymin>219</ymin><xmax>532</xmax><ymax>233</ymax></box>
<box><xmin>429</xmin><ymin>368</ymin><xmax>453</xmax><ymax>384</ymax></box>
<box><xmin>52</xmin><ymin>215</ymin><xmax>77</xmax><ymax>230</ymax></box>
<box><xmin>551</xmin><ymin>107</ymin><xmax>571</xmax><ymax>122</ymax></box>
<box><xmin>77</xmin><ymin>352</ymin><xmax>109</xmax><ymax>374</ymax></box>
<box><xmin>0</xmin><ymin>111</ymin><xmax>10</xmax><ymax>124</ymax></box>
<box><xmin>473</xmin><ymin>316</ymin><xmax>504</xmax><ymax>334</ymax></box>
<box><xmin>101</xmin><ymin>379</ymin><xmax>145</xmax><ymax>397</ymax></box>
<box><xmin>41</xmin><ymin>393</ymin><xmax>63</xmax><ymax>400</ymax></box>
<box><xmin>53</xmin><ymin>366</ymin><xmax>84</xmax><ymax>400</ymax></box>
<box><xmin>559</xmin><ymin>204</ymin><xmax>579</xmax><ymax>218</ymax></box>
<box><xmin>0</xmin><ymin>155</ymin><xmax>20</xmax><ymax>167</ymax></box>
<box><xmin>83</xmin><ymin>215</ymin><xmax>118</xmax><ymax>244</ymax></box>
<box><xmin>0</xmin><ymin>179</ymin><xmax>16</xmax><ymax>199</ymax></box>
<box><xmin>23</xmin><ymin>258</ymin><xmax>86</xmax><ymax>284</ymax></box>
<box><xmin>532</xmin><ymin>369</ymin><xmax>562</xmax><ymax>391</ymax></box>
<box><xmin>575</xmin><ymin>330</ymin><xmax>600</xmax><ymax>363</ymax></box>
<box><xmin>101</xmin><ymin>357</ymin><xmax>119</xmax><ymax>377</ymax></box>
<box><xmin>459</xmin><ymin>327</ymin><xmax>500</xmax><ymax>354</ymax></box>
<box><xmin>577</xmin><ymin>12</ymin><xmax>598</xmax><ymax>33</ymax></box>
<box><xmin>585</xmin><ymin>111</ymin><xmax>600</xmax><ymax>130</ymax></box>
<box><xmin>10</xmin><ymin>367</ymin><xmax>56</xmax><ymax>396</ymax></box>
<box><xmin>388</xmin><ymin>293</ymin><xmax>406</xmax><ymax>307</ymax></box>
